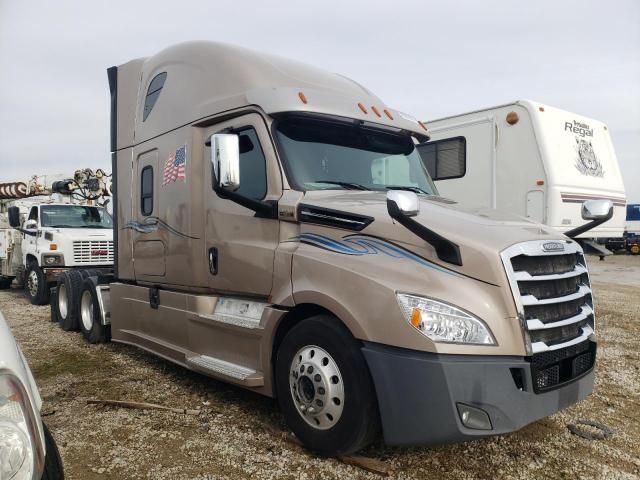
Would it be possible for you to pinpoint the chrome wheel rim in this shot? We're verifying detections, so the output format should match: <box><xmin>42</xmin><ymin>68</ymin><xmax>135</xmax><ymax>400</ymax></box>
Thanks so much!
<box><xmin>289</xmin><ymin>345</ymin><xmax>344</xmax><ymax>430</ymax></box>
<box><xmin>27</xmin><ymin>270</ymin><xmax>38</xmax><ymax>298</ymax></box>
<box><xmin>80</xmin><ymin>290</ymin><xmax>94</xmax><ymax>332</ymax></box>
<box><xmin>58</xmin><ymin>284</ymin><xmax>68</xmax><ymax>319</ymax></box>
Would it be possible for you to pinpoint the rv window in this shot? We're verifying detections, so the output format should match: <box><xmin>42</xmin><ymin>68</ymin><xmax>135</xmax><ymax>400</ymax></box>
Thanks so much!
<box><xmin>28</xmin><ymin>207</ymin><xmax>38</xmax><ymax>222</ymax></box>
<box><xmin>141</xmin><ymin>166</ymin><xmax>153</xmax><ymax>215</ymax></box>
<box><xmin>418</xmin><ymin>137</ymin><xmax>466</xmax><ymax>180</ymax></box>
<box><xmin>210</xmin><ymin>127</ymin><xmax>267</xmax><ymax>200</ymax></box>
<box><xmin>628</xmin><ymin>204</ymin><xmax>640</xmax><ymax>221</ymax></box>
<box><xmin>143</xmin><ymin>72</ymin><xmax>167</xmax><ymax>121</ymax></box>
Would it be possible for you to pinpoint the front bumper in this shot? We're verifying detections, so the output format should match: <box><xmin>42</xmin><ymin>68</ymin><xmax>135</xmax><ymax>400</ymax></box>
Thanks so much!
<box><xmin>362</xmin><ymin>339</ymin><xmax>596</xmax><ymax>446</ymax></box>
<box><xmin>44</xmin><ymin>266</ymin><xmax>113</xmax><ymax>283</ymax></box>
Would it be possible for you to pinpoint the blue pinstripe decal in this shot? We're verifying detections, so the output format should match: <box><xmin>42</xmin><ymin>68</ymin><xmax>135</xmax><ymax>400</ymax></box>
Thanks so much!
<box><xmin>289</xmin><ymin>233</ymin><xmax>461</xmax><ymax>277</ymax></box>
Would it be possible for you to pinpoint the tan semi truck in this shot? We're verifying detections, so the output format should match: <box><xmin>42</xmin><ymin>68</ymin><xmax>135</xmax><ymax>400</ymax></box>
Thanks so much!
<box><xmin>62</xmin><ymin>42</ymin><xmax>609</xmax><ymax>454</ymax></box>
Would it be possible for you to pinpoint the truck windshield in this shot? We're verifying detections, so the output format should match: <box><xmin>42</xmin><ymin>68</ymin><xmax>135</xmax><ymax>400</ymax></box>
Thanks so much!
<box><xmin>275</xmin><ymin>117</ymin><xmax>437</xmax><ymax>194</ymax></box>
<box><xmin>40</xmin><ymin>205</ymin><xmax>113</xmax><ymax>229</ymax></box>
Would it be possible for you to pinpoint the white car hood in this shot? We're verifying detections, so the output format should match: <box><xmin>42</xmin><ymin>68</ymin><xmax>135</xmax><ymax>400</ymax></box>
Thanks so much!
<box><xmin>0</xmin><ymin>311</ymin><xmax>42</xmax><ymax>411</ymax></box>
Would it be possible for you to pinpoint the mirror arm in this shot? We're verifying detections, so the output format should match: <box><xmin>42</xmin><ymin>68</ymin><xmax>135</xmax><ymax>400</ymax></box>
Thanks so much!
<box><xmin>214</xmin><ymin>187</ymin><xmax>278</xmax><ymax>219</ymax></box>
<box><xmin>564</xmin><ymin>208</ymin><xmax>614</xmax><ymax>239</ymax></box>
<box><xmin>15</xmin><ymin>227</ymin><xmax>37</xmax><ymax>237</ymax></box>
<box><xmin>387</xmin><ymin>198</ymin><xmax>462</xmax><ymax>266</ymax></box>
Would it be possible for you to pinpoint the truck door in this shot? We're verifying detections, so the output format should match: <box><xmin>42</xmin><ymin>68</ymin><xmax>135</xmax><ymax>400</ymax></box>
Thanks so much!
<box><xmin>24</xmin><ymin>207</ymin><xmax>39</xmax><ymax>258</ymax></box>
<box><xmin>203</xmin><ymin>113</ymin><xmax>281</xmax><ymax>297</ymax></box>
<box><xmin>132</xmin><ymin>150</ymin><xmax>165</xmax><ymax>278</ymax></box>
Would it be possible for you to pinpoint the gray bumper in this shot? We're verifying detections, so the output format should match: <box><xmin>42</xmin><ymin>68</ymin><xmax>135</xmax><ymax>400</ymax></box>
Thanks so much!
<box><xmin>362</xmin><ymin>341</ymin><xmax>595</xmax><ymax>446</ymax></box>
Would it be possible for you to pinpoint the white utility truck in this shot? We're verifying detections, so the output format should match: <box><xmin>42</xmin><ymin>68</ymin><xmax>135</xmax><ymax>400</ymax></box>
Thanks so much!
<box><xmin>1</xmin><ymin>170</ymin><xmax>114</xmax><ymax>304</ymax></box>
<box><xmin>418</xmin><ymin>100</ymin><xmax>627</xmax><ymax>254</ymax></box>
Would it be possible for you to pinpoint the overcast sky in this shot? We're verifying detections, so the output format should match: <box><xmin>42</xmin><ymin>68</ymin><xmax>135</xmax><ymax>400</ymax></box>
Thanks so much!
<box><xmin>1</xmin><ymin>0</ymin><xmax>639</xmax><ymax>201</ymax></box>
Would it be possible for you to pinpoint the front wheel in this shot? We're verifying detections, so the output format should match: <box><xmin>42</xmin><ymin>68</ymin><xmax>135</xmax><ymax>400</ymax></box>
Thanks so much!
<box><xmin>275</xmin><ymin>315</ymin><xmax>379</xmax><ymax>455</ymax></box>
<box><xmin>25</xmin><ymin>264</ymin><xmax>50</xmax><ymax>305</ymax></box>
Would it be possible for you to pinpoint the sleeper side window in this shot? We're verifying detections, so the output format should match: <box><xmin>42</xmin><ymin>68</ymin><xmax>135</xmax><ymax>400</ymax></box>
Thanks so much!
<box><xmin>211</xmin><ymin>127</ymin><xmax>268</xmax><ymax>200</ymax></box>
<box><xmin>143</xmin><ymin>72</ymin><xmax>167</xmax><ymax>121</ymax></box>
<box><xmin>141</xmin><ymin>166</ymin><xmax>153</xmax><ymax>216</ymax></box>
<box><xmin>417</xmin><ymin>137</ymin><xmax>466</xmax><ymax>180</ymax></box>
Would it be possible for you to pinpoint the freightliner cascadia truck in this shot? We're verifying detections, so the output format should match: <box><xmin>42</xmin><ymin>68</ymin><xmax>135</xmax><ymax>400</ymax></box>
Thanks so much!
<box><xmin>62</xmin><ymin>42</ymin><xmax>610</xmax><ymax>454</ymax></box>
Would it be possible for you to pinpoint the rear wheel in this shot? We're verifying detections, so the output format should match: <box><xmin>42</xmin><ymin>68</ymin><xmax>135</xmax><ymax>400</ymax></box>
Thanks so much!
<box><xmin>79</xmin><ymin>277</ymin><xmax>110</xmax><ymax>343</ymax></box>
<box><xmin>56</xmin><ymin>271</ymin><xmax>83</xmax><ymax>331</ymax></box>
<box><xmin>25</xmin><ymin>264</ymin><xmax>49</xmax><ymax>305</ymax></box>
<box><xmin>41</xmin><ymin>422</ymin><xmax>64</xmax><ymax>480</ymax></box>
<box><xmin>630</xmin><ymin>244</ymin><xmax>640</xmax><ymax>255</ymax></box>
<box><xmin>275</xmin><ymin>315</ymin><xmax>379</xmax><ymax>455</ymax></box>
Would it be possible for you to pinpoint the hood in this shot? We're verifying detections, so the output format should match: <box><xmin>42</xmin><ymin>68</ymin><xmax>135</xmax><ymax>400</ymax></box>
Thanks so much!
<box><xmin>299</xmin><ymin>190</ymin><xmax>568</xmax><ymax>285</ymax></box>
<box><xmin>43</xmin><ymin>227</ymin><xmax>113</xmax><ymax>241</ymax></box>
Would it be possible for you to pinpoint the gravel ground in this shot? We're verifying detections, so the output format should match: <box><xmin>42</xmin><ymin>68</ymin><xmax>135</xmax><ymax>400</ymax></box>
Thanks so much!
<box><xmin>1</xmin><ymin>256</ymin><xmax>639</xmax><ymax>480</ymax></box>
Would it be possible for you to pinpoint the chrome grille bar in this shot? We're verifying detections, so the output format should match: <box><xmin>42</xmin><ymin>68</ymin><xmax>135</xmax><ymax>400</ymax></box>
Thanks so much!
<box><xmin>500</xmin><ymin>240</ymin><xmax>594</xmax><ymax>355</ymax></box>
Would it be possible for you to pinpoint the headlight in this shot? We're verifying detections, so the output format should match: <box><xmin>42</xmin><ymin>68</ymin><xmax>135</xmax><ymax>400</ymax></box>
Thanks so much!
<box><xmin>0</xmin><ymin>374</ymin><xmax>40</xmax><ymax>480</ymax></box>
<box><xmin>396</xmin><ymin>293</ymin><xmax>496</xmax><ymax>345</ymax></box>
<box><xmin>42</xmin><ymin>254</ymin><xmax>63</xmax><ymax>266</ymax></box>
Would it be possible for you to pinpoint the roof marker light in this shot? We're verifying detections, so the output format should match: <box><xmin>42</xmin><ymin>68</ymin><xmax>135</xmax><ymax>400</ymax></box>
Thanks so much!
<box><xmin>371</xmin><ymin>106</ymin><xmax>381</xmax><ymax>117</ymax></box>
<box><xmin>536</xmin><ymin>180</ymin><xmax>545</xmax><ymax>186</ymax></box>
<box><xmin>418</xmin><ymin>121</ymin><xmax>428</xmax><ymax>131</ymax></box>
<box><xmin>298</xmin><ymin>92</ymin><xmax>308</xmax><ymax>104</ymax></box>
<box><xmin>506</xmin><ymin>111</ymin><xmax>519</xmax><ymax>125</ymax></box>
<box><xmin>358</xmin><ymin>103</ymin><xmax>368</xmax><ymax>114</ymax></box>
<box><xmin>538</xmin><ymin>106</ymin><xmax>545</xmax><ymax>112</ymax></box>
<box><xmin>384</xmin><ymin>109</ymin><xmax>394</xmax><ymax>120</ymax></box>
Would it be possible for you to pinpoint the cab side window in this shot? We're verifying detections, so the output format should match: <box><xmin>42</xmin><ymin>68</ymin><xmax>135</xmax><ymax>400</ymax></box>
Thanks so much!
<box><xmin>28</xmin><ymin>207</ymin><xmax>38</xmax><ymax>222</ymax></box>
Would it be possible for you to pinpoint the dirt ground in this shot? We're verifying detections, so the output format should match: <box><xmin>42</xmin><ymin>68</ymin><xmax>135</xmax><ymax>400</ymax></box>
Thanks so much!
<box><xmin>1</xmin><ymin>255</ymin><xmax>639</xmax><ymax>480</ymax></box>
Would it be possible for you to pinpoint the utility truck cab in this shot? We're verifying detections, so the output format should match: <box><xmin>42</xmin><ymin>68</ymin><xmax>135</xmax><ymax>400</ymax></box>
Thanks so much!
<box><xmin>10</xmin><ymin>202</ymin><xmax>113</xmax><ymax>304</ymax></box>
<box><xmin>81</xmin><ymin>42</ymin><xmax>608</xmax><ymax>454</ymax></box>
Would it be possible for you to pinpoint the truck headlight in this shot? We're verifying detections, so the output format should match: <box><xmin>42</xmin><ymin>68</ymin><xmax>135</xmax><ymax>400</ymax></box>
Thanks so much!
<box><xmin>42</xmin><ymin>254</ymin><xmax>63</xmax><ymax>266</ymax></box>
<box><xmin>396</xmin><ymin>293</ymin><xmax>496</xmax><ymax>345</ymax></box>
<box><xmin>0</xmin><ymin>374</ymin><xmax>40</xmax><ymax>480</ymax></box>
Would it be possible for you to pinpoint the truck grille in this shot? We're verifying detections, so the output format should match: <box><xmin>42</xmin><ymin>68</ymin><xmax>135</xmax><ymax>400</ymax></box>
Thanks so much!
<box><xmin>501</xmin><ymin>240</ymin><xmax>596</xmax><ymax>392</ymax></box>
<box><xmin>72</xmin><ymin>240</ymin><xmax>114</xmax><ymax>264</ymax></box>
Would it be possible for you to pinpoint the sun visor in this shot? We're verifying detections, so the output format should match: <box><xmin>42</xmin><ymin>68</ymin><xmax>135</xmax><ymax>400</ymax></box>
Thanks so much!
<box><xmin>246</xmin><ymin>87</ymin><xmax>429</xmax><ymax>141</ymax></box>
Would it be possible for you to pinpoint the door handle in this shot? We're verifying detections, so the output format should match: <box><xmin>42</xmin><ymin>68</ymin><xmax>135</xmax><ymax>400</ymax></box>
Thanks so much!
<box><xmin>208</xmin><ymin>247</ymin><xmax>218</xmax><ymax>275</ymax></box>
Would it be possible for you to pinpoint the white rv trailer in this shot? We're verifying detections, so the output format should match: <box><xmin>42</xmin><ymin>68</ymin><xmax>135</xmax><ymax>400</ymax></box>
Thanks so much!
<box><xmin>418</xmin><ymin>100</ymin><xmax>627</xmax><ymax>242</ymax></box>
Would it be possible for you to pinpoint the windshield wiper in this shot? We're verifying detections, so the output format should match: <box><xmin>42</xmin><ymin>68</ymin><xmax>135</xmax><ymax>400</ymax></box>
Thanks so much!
<box><xmin>386</xmin><ymin>185</ymin><xmax>430</xmax><ymax>195</ymax></box>
<box><xmin>313</xmin><ymin>180</ymin><xmax>370</xmax><ymax>191</ymax></box>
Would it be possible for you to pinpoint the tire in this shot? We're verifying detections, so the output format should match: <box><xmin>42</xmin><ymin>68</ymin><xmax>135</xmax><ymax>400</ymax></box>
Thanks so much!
<box><xmin>25</xmin><ymin>264</ymin><xmax>50</xmax><ymax>305</ymax></box>
<box><xmin>275</xmin><ymin>315</ymin><xmax>379</xmax><ymax>455</ymax></box>
<box><xmin>78</xmin><ymin>277</ymin><xmax>111</xmax><ymax>343</ymax></box>
<box><xmin>56</xmin><ymin>271</ymin><xmax>83</xmax><ymax>331</ymax></box>
<box><xmin>41</xmin><ymin>422</ymin><xmax>64</xmax><ymax>480</ymax></box>
<box><xmin>50</xmin><ymin>287</ymin><xmax>59</xmax><ymax>323</ymax></box>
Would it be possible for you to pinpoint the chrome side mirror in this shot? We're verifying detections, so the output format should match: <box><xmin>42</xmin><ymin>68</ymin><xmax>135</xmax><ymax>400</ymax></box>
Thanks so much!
<box><xmin>211</xmin><ymin>134</ymin><xmax>240</xmax><ymax>192</ymax></box>
<box><xmin>386</xmin><ymin>190</ymin><xmax>419</xmax><ymax>217</ymax></box>
<box><xmin>24</xmin><ymin>220</ymin><xmax>38</xmax><ymax>231</ymax></box>
<box><xmin>581</xmin><ymin>199</ymin><xmax>613</xmax><ymax>221</ymax></box>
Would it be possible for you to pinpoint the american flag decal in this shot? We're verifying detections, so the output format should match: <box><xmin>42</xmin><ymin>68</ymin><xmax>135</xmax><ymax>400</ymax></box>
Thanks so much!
<box><xmin>162</xmin><ymin>145</ymin><xmax>187</xmax><ymax>186</ymax></box>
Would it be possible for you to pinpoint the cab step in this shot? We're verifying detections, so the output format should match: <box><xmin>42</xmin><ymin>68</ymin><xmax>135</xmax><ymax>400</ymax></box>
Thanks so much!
<box><xmin>186</xmin><ymin>354</ymin><xmax>264</xmax><ymax>387</ymax></box>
